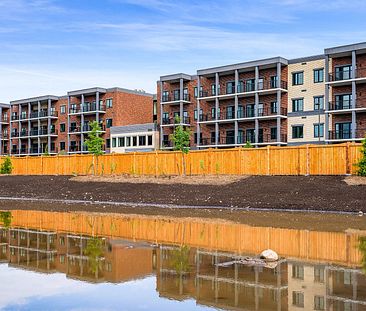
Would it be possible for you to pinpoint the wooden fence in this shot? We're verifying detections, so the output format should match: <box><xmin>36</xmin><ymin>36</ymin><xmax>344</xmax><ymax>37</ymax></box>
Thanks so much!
<box><xmin>2</xmin><ymin>143</ymin><xmax>363</xmax><ymax>176</ymax></box>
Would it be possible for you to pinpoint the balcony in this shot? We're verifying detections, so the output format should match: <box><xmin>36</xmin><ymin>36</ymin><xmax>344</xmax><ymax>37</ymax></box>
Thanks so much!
<box><xmin>0</xmin><ymin>116</ymin><xmax>9</xmax><ymax>123</ymax></box>
<box><xmin>69</xmin><ymin>103</ymin><xmax>106</xmax><ymax>114</ymax></box>
<box><xmin>162</xmin><ymin>116</ymin><xmax>190</xmax><ymax>125</ymax></box>
<box><xmin>198</xmin><ymin>80</ymin><xmax>288</xmax><ymax>99</ymax></box>
<box><xmin>69</xmin><ymin>124</ymin><xmax>106</xmax><ymax>134</ymax></box>
<box><xmin>328</xmin><ymin>129</ymin><xmax>366</xmax><ymax>141</ymax></box>
<box><xmin>162</xmin><ymin>140</ymin><xmax>173</xmax><ymax>148</ymax></box>
<box><xmin>328</xmin><ymin>68</ymin><xmax>366</xmax><ymax>83</ymax></box>
<box><xmin>327</xmin><ymin>99</ymin><xmax>366</xmax><ymax>113</ymax></box>
<box><xmin>162</xmin><ymin>93</ymin><xmax>190</xmax><ymax>103</ymax></box>
<box><xmin>30</xmin><ymin>111</ymin><xmax>58</xmax><ymax>119</ymax></box>
<box><xmin>200</xmin><ymin>134</ymin><xmax>287</xmax><ymax>146</ymax></box>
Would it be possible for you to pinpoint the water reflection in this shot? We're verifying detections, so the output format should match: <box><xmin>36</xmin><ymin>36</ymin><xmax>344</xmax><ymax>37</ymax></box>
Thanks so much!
<box><xmin>360</xmin><ymin>237</ymin><xmax>366</xmax><ymax>275</ymax></box>
<box><xmin>0</xmin><ymin>227</ymin><xmax>365</xmax><ymax>310</ymax></box>
<box><xmin>0</xmin><ymin>211</ymin><xmax>11</xmax><ymax>228</ymax></box>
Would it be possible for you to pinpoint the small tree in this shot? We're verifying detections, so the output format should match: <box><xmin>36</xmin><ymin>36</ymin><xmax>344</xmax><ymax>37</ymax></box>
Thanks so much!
<box><xmin>43</xmin><ymin>145</ymin><xmax>50</xmax><ymax>156</ymax></box>
<box><xmin>84</xmin><ymin>121</ymin><xmax>104</xmax><ymax>175</ymax></box>
<box><xmin>170</xmin><ymin>117</ymin><xmax>191</xmax><ymax>176</ymax></box>
<box><xmin>357</xmin><ymin>136</ymin><xmax>366</xmax><ymax>176</ymax></box>
<box><xmin>0</xmin><ymin>156</ymin><xmax>13</xmax><ymax>174</ymax></box>
<box><xmin>243</xmin><ymin>141</ymin><xmax>253</xmax><ymax>148</ymax></box>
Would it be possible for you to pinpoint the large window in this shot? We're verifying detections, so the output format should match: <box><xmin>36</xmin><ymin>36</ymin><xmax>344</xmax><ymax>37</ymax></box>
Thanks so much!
<box><xmin>271</xmin><ymin>127</ymin><xmax>277</xmax><ymax>140</ymax></box>
<box><xmin>112</xmin><ymin>138</ymin><xmax>116</xmax><ymax>148</ymax></box>
<box><xmin>271</xmin><ymin>101</ymin><xmax>278</xmax><ymax>114</ymax></box>
<box><xmin>60</xmin><ymin>105</ymin><xmax>66</xmax><ymax>114</ymax></box>
<box><xmin>314</xmin><ymin>296</ymin><xmax>325</xmax><ymax>310</ymax></box>
<box><xmin>314</xmin><ymin>123</ymin><xmax>324</xmax><ymax>138</ymax></box>
<box><xmin>292</xmin><ymin>71</ymin><xmax>304</xmax><ymax>85</ymax></box>
<box><xmin>314</xmin><ymin>68</ymin><xmax>324</xmax><ymax>83</ymax></box>
<box><xmin>314</xmin><ymin>96</ymin><xmax>324</xmax><ymax>110</ymax></box>
<box><xmin>226</xmin><ymin>81</ymin><xmax>235</xmax><ymax>94</ymax></box>
<box><xmin>335</xmin><ymin>65</ymin><xmax>352</xmax><ymax>81</ymax></box>
<box><xmin>292</xmin><ymin>126</ymin><xmax>304</xmax><ymax>139</ymax></box>
<box><xmin>292</xmin><ymin>98</ymin><xmax>304</xmax><ymax>112</ymax></box>
<box><xmin>106</xmin><ymin>118</ymin><xmax>113</xmax><ymax>128</ymax></box>
<box><xmin>335</xmin><ymin>94</ymin><xmax>352</xmax><ymax>110</ymax></box>
<box><xmin>60</xmin><ymin>142</ymin><xmax>65</xmax><ymax>151</ymax></box>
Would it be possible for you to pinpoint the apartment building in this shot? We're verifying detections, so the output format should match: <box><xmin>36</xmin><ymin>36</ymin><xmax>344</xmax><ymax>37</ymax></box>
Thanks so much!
<box><xmin>157</xmin><ymin>41</ymin><xmax>366</xmax><ymax>149</ymax></box>
<box><xmin>8</xmin><ymin>87</ymin><xmax>153</xmax><ymax>155</ymax></box>
<box><xmin>0</xmin><ymin>103</ymin><xmax>10</xmax><ymax>155</ymax></box>
<box><xmin>287</xmin><ymin>56</ymin><xmax>326</xmax><ymax>145</ymax></box>
<box><xmin>325</xmin><ymin>42</ymin><xmax>366</xmax><ymax>143</ymax></box>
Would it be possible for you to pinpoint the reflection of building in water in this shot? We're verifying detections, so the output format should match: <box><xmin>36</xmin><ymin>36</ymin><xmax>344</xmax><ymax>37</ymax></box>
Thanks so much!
<box><xmin>1</xmin><ymin>225</ymin><xmax>366</xmax><ymax>311</ymax></box>
<box><xmin>157</xmin><ymin>245</ymin><xmax>288</xmax><ymax>311</ymax></box>
<box><xmin>0</xmin><ymin>227</ymin><xmax>156</xmax><ymax>283</ymax></box>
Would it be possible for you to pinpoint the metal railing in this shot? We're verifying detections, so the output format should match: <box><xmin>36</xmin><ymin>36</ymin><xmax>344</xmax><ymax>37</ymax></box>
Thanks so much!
<box><xmin>328</xmin><ymin>68</ymin><xmax>366</xmax><ymax>82</ymax></box>
<box><xmin>162</xmin><ymin>93</ymin><xmax>190</xmax><ymax>102</ymax></box>
<box><xmin>328</xmin><ymin>129</ymin><xmax>366</xmax><ymax>140</ymax></box>
<box><xmin>162</xmin><ymin>116</ymin><xmax>190</xmax><ymax>125</ymax></box>
<box><xmin>69</xmin><ymin>103</ymin><xmax>106</xmax><ymax>114</ymax></box>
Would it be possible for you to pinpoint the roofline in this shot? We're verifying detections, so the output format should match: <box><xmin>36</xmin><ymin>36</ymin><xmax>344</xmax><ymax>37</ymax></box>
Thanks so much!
<box><xmin>197</xmin><ymin>57</ymin><xmax>288</xmax><ymax>76</ymax></box>
<box><xmin>288</xmin><ymin>54</ymin><xmax>325</xmax><ymax>64</ymax></box>
<box><xmin>0</xmin><ymin>103</ymin><xmax>10</xmax><ymax>108</ymax></box>
<box><xmin>107</xmin><ymin>87</ymin><xmax>154</xmax><ymax>97</ymax></box>
<box><xmin>67</xmin><ymin>87</ymin><xmax>107</xmax><ymax>96</ymax></box>
<box><xmin>160</xmin><ymin>73</ymin><xmax>193</xmax><ymax>82</ymax></box>
<box><xmin>325</xmin><ymin>42</ymin><xmax>366</xmax><ymax>55</ymax></box>
<box><xmin>10</xmin><ymin>95</ymin><xmax>59</xmax><ymax>105</ymax></box>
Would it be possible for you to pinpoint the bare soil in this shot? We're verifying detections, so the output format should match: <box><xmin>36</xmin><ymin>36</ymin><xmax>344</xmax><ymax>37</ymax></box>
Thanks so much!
<box><xmin>344</xmin><ymin>176</ymin><xmax>366</xmax><ymax>186</ymax></box>
<box><xmin>0</xmin><ymin>175</ymin><xmax>364</xmax><ymax>213</ymax></box>
<box><xmin>72</xmin><ymin>174</ymin><xmax>248</xmax><ymax>185</ymax></box>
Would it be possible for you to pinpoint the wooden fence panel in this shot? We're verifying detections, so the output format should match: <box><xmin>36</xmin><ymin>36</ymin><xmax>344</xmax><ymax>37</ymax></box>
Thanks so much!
<box><xmin>0</xmin><ymin>143</ymin><xmax>362</xmax><ymax>176</ymax></box>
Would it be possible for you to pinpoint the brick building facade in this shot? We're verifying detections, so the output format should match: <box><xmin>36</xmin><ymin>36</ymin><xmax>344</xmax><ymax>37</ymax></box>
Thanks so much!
<box><xmin>7</xmin><ymin>87</ymin><xmax>153</xmax><ymax>155</ymax></box>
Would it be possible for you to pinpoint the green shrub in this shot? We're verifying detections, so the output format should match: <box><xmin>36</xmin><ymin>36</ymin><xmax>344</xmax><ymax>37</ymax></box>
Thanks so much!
<box><xmin>357</xmin><ymin>137</ymin><xmax>366</xmax><ymax>176</ymax></box>
<box><xmin>0</xmin><ymin>157</ymin><xmax>13</xmax><ymax>174</ymax></box>
<box><xmin>243</xmin><ymin>141</ymin><xmax>253</xmax><ymax>148</ymax></box>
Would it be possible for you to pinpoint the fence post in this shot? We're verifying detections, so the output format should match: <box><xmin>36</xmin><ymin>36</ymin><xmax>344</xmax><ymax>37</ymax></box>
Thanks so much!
<box><xmin>346</xmin><ymin>142</ymin><xmax>351</xmax><ymax>175</ymax></box>
<box><xmin>155</xmin><ymin>151</ymin><xmax>158</xmax><ymax>177</ymax></box>
<box><xmin>267</xmin><ymin>145</ymin><xmax>270</xmax><ymax>176</ymax></box>
<box><xmin>306</xmin><ymin>144</ymin><xmax>310</xmax><ymax>176</ymax></box>
<box><xmin>133</xmin><ymin>152</ymin><xmax>136</xmax><ymax>175</ymax></box>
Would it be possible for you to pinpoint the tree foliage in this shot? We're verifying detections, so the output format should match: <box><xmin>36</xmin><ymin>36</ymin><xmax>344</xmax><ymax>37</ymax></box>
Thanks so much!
<box><xmin>0</xmin><ymin>156</ymin><xmax>13</xmax><ymax>174</ymax></box>
<box><xmin>84</xmin><ymin>121</ymin><xmax>104</xmax><ymax>175</ymax></box>
<box><xmin>243</xmin><ymin>141</ymin><xmax>253</xmax><ymax>148</ymax></box>
<box><xmin>170</xmin><ymin>117</ymin><xmax>191</xmax><ymax>175</ymax></box>
<box><xmin>357</xmin><ymin>136</ymin><xmax>366</xmax><ymax>176</ymax></box>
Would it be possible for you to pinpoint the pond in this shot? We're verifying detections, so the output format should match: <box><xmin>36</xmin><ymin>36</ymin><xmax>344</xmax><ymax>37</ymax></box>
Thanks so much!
<box><xmin>0</xmin><ymin>209</ymin><xmax>365</xmax><ymax>310</ymax></box>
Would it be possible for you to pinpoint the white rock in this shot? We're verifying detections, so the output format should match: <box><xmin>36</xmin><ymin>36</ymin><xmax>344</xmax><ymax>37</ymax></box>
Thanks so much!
<box><xmin>260</xmin><ymin>249</ymin><xmax>279</xmax><ymax>262</ymax></box>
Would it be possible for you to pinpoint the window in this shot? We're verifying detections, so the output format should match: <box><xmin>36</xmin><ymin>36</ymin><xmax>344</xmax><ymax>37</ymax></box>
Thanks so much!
<box><xmin>147</xmin><ymin>135</ymin><xmax>153</xmax><ymax>146</ymax></box>
<box><xmin>60</xmin><ymin>123</ymin><xmax>65</xmax><ymax>132</ymax></box>
<box><xmin>112</xmin><ymin>138</ymin><xmax>116</xmax><ymax>148</ymax></box>
<box><xmin>132</xmin><ymin>136</ymin><xmax>137</xmax><ymax>146</ymax></box>
<box><xmin>237</xmin><ymin>105</ymin><xmax>244</xmax><ymax>118</ymax></box>
<box><xmin>194</xmin><ymin>132</ymin><xmax>202</xmax><ymax>144</ymax></box>
<box><xmin>70</xmin><ymin>122</ymin><xmax>77</xmax><ymax>131</ymax></box>
<box><xmin>314</xmin><ymin>96</ymin><xmax>324</xmax><ymax>110</ymax></box>
<box><xmin>162</xmin><ymin>91</ymin><xmax>169</xmax><ymax>102</ymax></box>
<box><xmin>257</xmin><ymin>78</ymin><xmax>264</xmax><ymax>90</ymax></box>
<box><xmin>106</xmin><ymin>118</ymin><xmax>113</xmax><ymax>128</ymax></box>
<box><xmin>116</xmin><ymin>137</ymin><xmax>124</xmax><ymax>147</ymax></box>
<box><xmin>314</xmin><ymin>267</ymin><xmax>325</xmax><ymax>283</ymax></box>
<box><xmin>70</xmin><ymin>103</ymin><xmax>77</xmax><ymax>113</ymax></box>
<box><xmin>314</xmin><ymin>296</ymin><xmax>325</xmax><ymax>310</ymax></box>
<box><xmin>335</xmin><ymin>94</ymin><xmax>352</xmax><ymax>110</ymax></box>
<box><xmin>59</xmin><ymin>236</ymin><xmax>65</xmax><ymax>245</ymax></box>
<box><xmin>292</xmin><ymin>98</ymin><xmax>304</xmax><ymax>112</ymax></box>
<box><xmin>292</xmin><ymin>126</ymin><xmax>304</xmax><ymax>139</ymax></box>
<box><xmin>194</xmin><ymin>87</ymin><xmax>198</xmax><ymax>98</ymax></box>
<box><xmin>106</xmin><ymin>98</ymin><xmax>113</xmax><ymax>108</ymax></box>
<box><xmin>246</xmin><ymin>79</ymin><xmax>255</xmax><ymax>92</ymax></box>
<box><xmin>271</xmin><ymin>128</ymin><xmax>277</xmax><ymax>140</ymax></box>
<box><xmin>270</xmin><ymin>76</ymin><xmax>278</xmax><ymax>88</ymax></box>
<box><xmin>335</xmin><ymin>65</ymin><xmax>352</xmax><ymax>81</ymax></box>
<box><xmin>194</xmin><ymin>109</ymin><xmax>203</xmax><ymax>121</ymax></box>
<box><xmin>271</xmin><ymin>101</ymin><xmax>278</xmax><ymax>114</ymax></box>
<box><xmin>257</xmin><ymin>103</ymin><xmax>264</xmax><ymax>116</ymax></box>
<box><xmin>314</xmin><ymin>68</ymin><xmax>324</xmax><ymax>83</ymax></box>
<box><xmin>246</xmin><ymin>104</ymin><xmax>255</xmax><ymax>117</ymax></box>
<box><xmin>314</xmin><ymin>123</ymin><xmax>324</xmax><ymax>138</ymax></box>
<box><xmin>226</xmin><ymin>81</ymin><xmax>235</xmax><ymax>94</ymax></box>
<box><xmin>60</xmin><ymin>105</ymin><xmax>66</xmax><ymax>114</ymax></box>
<box><xmin>139</xmin><ymin>135</ymin><xmax>146</xmax><ymax>146</ymax></box>
<box><xmin>211</xmin><ymin>84</ymin><xmax>216</xmax><ymax>96</ymax></box>
<box><xmin>173</xmin><ymin>89</ymin><xmax>180</xmax><ymax>101</ymax></box>
<box><xmin>106</xmin><ymin>139</ymin><xmax>110</xmax><ymax>148</ymax></box>
<box><xmin>226</xmin><ymin>106</ymin><xmax>234</xmax><ymax>119</ymax></box>
<box><xmin>292</xmin><ymin>291</ymin><xmax>304</xmax><ymax>307</ymax></box>
<box><xmin>59</xmin><ymin>255</ymin><xmax>65</xmax><ymax>264</ymax></box>
<box><xmin>60</xmin><ymin>142</ymin><xmax>65</xmax><ymax>151</ymax></box>
<box><xmin>292</xmin><ymin>71</ymin><xmax>304</xmax><ymax>85</ymax></box>
<box><xmin>126</xmin><ymin>137</ymin><xmax>131</xmax><ymax>147</ymax></box>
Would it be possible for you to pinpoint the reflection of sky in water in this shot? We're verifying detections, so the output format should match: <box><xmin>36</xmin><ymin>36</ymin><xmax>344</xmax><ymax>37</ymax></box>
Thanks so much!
<box><xmin>0</xmin><ymin>266</ymin><xmax>211</xmax><ymax>311</ymax></box>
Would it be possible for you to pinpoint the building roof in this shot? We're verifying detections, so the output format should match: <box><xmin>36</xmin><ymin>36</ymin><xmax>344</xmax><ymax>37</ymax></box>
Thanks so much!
<box><xmin>325</xmin><ymin>42</ymin><xmax>366</xmax><ymax>56</ymax></box>
<box><xmin>10</xmin><ymin>95</ymin><xmax>59</xmax><ymax>105</ymax></box>
<box><xmin>288</xmin><ymin>54</ymin><xmax>325</xmax><ymax>64</ymax></box>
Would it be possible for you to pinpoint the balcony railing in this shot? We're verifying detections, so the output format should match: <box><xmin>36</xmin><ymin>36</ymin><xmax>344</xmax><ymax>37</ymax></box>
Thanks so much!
<box><xmin>69</xmin><ymin>124</ymin><xmax>105</xmax><ymax>133</ymax></box>
<box><xmin>69</xmin><ymin>103</ymin><xmax>106</xmax><ymax>114</ymax></box>
<box><xmin>329</xmin><ymin>68</ymin><xmax>366</xmax><ymax>82</ymax></box>
<box><xmin>328</xmin><ymin>99</ymin><xmax>366</xmax><ymax>111</ymax></box>
<box><xmin>199</xmin><ymin>80</ymin><xmax>288</xmax><ymax>98</ymax></box>
<box><xmin>328</xmin><ymin>129</ymin><xmax>366</xmax><ymax>140</ymax></box>
<box><xmin>162</xmin><ymin>140</ymin><xmax>173</xmax><ymax>148</ymax></box>
<box><xmin>11</xmin><ymin>115</ymin><xmax>19</xmax><ymax>121</ymax></box>
<box><xmin>201</xmin><ymin>134</ymin><xmax>287</xmax><ymax>145</ymax></box>
<box><xmin>162</xmin><ymin>116</ymin><xmax>190</xmax><ymax>125</ymax></box>
<box><xmin>162</xmin><ymin>94</ymin><xmax>190</xmax><ymax>102</ymax></box>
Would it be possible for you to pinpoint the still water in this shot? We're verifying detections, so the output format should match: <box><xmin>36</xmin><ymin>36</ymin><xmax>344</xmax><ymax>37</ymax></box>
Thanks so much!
<box><xmin>0</xmin><ymin>209</ymin><xmax>365</xmax><ymax>311</ymax></box>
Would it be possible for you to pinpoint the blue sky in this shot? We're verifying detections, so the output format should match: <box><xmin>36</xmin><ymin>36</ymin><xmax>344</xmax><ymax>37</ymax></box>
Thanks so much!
<box><xmin>0</xmin><ymin>0</ymin><xmax>366</xmax><ymax>102</ymax></box>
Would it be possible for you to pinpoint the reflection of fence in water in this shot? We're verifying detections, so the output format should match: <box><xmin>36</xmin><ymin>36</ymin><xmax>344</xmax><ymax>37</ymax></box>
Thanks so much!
<box><xmin>8</xmin><ymin>210</ymin><xmax>364</xmax><ymax>267</ymax></box>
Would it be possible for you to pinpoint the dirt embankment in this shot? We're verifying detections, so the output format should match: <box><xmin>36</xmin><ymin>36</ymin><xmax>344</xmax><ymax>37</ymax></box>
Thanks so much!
<box><xmin>0</xmin><ymin>175</ymin><xmax>364</xmax><ymax>213</ymax></box>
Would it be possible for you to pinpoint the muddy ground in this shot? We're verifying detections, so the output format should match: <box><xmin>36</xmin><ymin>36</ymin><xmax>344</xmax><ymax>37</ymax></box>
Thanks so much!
<box><xmin>0</xmin><ymin>175</ymin><xmax>364</xmax><ymax>213</ymax></box>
